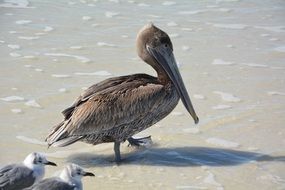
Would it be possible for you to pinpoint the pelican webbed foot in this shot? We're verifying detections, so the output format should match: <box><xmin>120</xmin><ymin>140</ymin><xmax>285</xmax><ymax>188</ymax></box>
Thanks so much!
<box><xmin>127</xmin><ymin>136</ymin><xmax>152</xmax><ymax>147</ymax></box>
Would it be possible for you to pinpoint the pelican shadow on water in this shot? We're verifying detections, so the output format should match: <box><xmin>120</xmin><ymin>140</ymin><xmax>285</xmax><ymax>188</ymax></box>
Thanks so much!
<box><xmin>66</xmin><ymin>147</ymin><xmax>285</xmax><ymax>168</ymax></box>
<box><xmin>46</xmin><ymin>23</ymin><xmax>199</xmax><ymax>162</ymax></box>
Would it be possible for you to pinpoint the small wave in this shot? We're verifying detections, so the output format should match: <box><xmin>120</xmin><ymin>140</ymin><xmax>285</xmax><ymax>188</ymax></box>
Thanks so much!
<box><xmin>210</xmin><ymin>23</ymin><xmax>247</xmax><ymax>30</ymax></box>
<box><xmin>44</xmin><ymin>53</ymin><xmax>91</xmax><ymax>63</ymax></box>
<box><xmin>178</xmin><ymin>10</ymin><xmax>207</xmax><ymax>15</ymax></box>
<box><xmin>182</xmin><ymin>45</ymin><xmax>190</xmax><ymax>51</ymax></box>
<box><xmin>7</xmin><ymin>44</ymin><xmax>20</xmax><ymax>49</ymax></box>
<box><xmin>1</xmin><ymin>96</ymin><xmax>25</xmax><ymax>102</ymax></box>
<box><xmin>203</xmin><ymin>171</ymin><xmax>224</xmax><ymax>189</ymax></box>
<box><xmin>97</xmin><ymin>42</ymin><xmax>117</xmax><ymax>47</ymax></box>
<box><xmin>58</xmin><ymin>88</ymin><xmax>68</xmax><ymax>93</ymax></box>
<box><xmin>212</xmin><ymin>59</ymin><xmax>234</xmax><ymax>65</ymax></box>
<box><xmin>167</xmin><ymin>21</ymin><xmax>178</xmax><ymax>27</ymax></box>
<box><xmin>9</xmin><ymin>31</ymin><xmax>18</xmax><ymax>34</ymax></box>
<box><xmin>254</xmin><ymin>26</ymin><xmax>285</xmax><ymax>33</ymax></box>
<box><xmin>213</xmin><ymin>91</ymin><xmax>241</xmax><ymax>102</ymax></box>
<box><xmin>15</xmin><ymin>20</ymin><xmax>32</xmax><ymax>25</ymax></box>
<box><xmin>18</xmin><ymin>36</ymin><xmax>39</xmax><ymax>40</ymax></box>
<box><xmin>11</xmin><ymin>108</ymin><xmax>23</xmax><ymax>114</ymax></box>
<box><xmin>206</xmin><ymin>137</ymin><xmax>240</xmax><ymax>148</ymax></box>
<box><xmin>34</xmin><ymin>68</ymin><xmax>43</xmax><ymax>72</ymax></box>
<box><xmin>212</xmin><ymin>105</ymin><xmax>232</xmax><ymax>110</ymax></box>
<box><xmin>169</xmin><ymin>33</ymin><xmax>180</xmax><ymax>38</ymax></box>
<box><xmin>105</xmin><ymin>11</ymin><xmax>119</xmax><ymax>18</ymax></box>
<box><xmin>170</xmin><ymin>111</ymin><xmax>184</xmax><ymax>116</ymax></box>
<box><xmin>82</xmin><ymin>16</ymin><xmax>92</xmax><ymax>21</ymax></box>
<box><xmin>0</xmin><ymin>0</ymin><xmax>33</xmax><ymax>8</ymax></box>
<box><xmin>176</xmin><ymin>185</ymin><xmax>207</xmax><ymax>189</ymax></box>
<box><xmin>138</xmin><ymin>3</ymin><xmax>149</xmax><ymax>7</ymax></box>
<box><xmin>194</xmin><ymin>94</ymin><xmax>206</xmax><ymax>100</ymax></box>
<box><xmin>70</xmin><ymin>46</ymin><xmax>83</xmax><ymax>50</ymax></box>
<box><xmin>182</xmin><ymin>128</ymin><xmax>200</xmax><ymax>134</ymax></box>
<box><xmin>16</xmin><ymin>135</ymin><xmax>46</xmax><ymax>145</ymax></box>
<box><xmin>9</xmin><ymin>52</ymin><xmax>21</xmax><ymax>57</ymax></box>
<box><xmin>43</xmin><ymin>26</ymin><xmax>54</xmax><ymax>32</ymax></box>
<box><xmin>274</xmin><ymin>46</ymin><xmax>285</xmax><ymax>53</ymax></box>
<box><xmin>74</xmin><ymin>71</ymin><xmax>112</xmax><ymax>76</ymax></box>
<box><xmin>267</xmin><ymin>91</ymin><xmax>285</xmax><ymax>96</ymax></box>
<box><xmin>162</xmin><ymin>1</ymin><xmax>176</xmax><ymax>6</ymax></box>
<box><xmin>51</xmin><ymin>74</ymin><xmax>71</xmax><ymax>78</ymax></box>
<box><xmin>25</xmin><ymin>99</ymin><xmax>42</xmax><ymax>108</ymax></box>
<box><xmin>22</xmin><ymin>55</ymin><xmax>37</xmax><ymax>59</ymax></box>
<box><xmin>241</xmin><ymin>63</ymin><xmax>268</xmax><ymax>68</ymax></box>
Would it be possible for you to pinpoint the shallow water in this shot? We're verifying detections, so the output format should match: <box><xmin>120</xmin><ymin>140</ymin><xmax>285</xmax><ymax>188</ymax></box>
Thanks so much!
<box><xmin>1</xmin><ymin>0</ymin><xmax>285</xmax><ymax>189</ymax></box>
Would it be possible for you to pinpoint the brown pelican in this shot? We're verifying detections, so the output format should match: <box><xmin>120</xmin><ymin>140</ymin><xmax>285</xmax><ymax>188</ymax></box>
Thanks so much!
<box><xmin>46</xmin><ymin>23</ymin><xmax>199</xmax><ymax>162</ymax></box>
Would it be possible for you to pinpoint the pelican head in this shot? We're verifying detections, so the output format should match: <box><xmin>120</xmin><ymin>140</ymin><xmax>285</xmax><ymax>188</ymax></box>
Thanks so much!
<box><xmin>136</xmin><ymin>23</ymin><xmax>199</xmax><ymax>124</ymax></box>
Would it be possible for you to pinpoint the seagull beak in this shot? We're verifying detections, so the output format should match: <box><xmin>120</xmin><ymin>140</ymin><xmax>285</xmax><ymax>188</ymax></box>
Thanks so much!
<box><xmin>45</xmin><ymin>161</ymin><xmax>57</xmax><ymax>166</ymax></box>
<box><xmin>147</xmin><ymin>45</ymin><xmax>199</xmax><ymax>124</ymax></box>
<box><xmin>83</xmin><ymin>171</ymin><xmax>95</xmax><ymax>177</ymax></box>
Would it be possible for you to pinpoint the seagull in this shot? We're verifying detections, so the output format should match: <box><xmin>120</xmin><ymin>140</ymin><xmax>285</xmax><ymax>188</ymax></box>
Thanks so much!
<box><xmin>46</xmin><ymin>23</ymin><xmax>199</xmax><ymax>162</ymax></box>
<box><xmin>25</xmin><ymin>163</ymin><xmax>95</xmax><ymax>190</ymax></box>
<box><xmin>0</xmin><ymin>152</ymin><xmax>56</xmax><ymax>190</ymax></box>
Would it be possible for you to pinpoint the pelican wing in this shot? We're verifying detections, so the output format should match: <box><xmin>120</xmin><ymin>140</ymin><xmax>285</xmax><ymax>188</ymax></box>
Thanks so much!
<box><xmin>47</xmin><ymin>74</ymin><xmax>168</xmax><ymax>146</ymax></box>
<box><xmin>61</xmin><ymin>75</ymin><xmax>131</xmax><ymax>119</ymax></box>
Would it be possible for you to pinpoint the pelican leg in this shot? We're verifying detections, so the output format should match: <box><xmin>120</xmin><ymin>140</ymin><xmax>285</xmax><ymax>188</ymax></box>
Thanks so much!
<box><xmin>114</xmin><ymin>142</ymin><xmax>121</xmax><ymax>162</ymax></box>
<box><xmin>127</xmin><ymin>136</ymin><xmax>152</xmax><ymax>147</ymax></box>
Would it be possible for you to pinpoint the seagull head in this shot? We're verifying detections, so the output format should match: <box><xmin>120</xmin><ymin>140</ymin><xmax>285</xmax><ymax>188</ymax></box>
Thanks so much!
<box><xmin>23</xmin><ymin>152</ymin><xmax>57</xmax><ymax>169</ymax></box>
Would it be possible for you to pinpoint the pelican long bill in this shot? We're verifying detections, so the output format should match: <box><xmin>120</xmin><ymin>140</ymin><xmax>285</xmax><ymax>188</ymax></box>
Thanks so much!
<box><xmin>146</xmin><ymin>45</ymin><xmax>199</xmax><ymax>124</ymax></box>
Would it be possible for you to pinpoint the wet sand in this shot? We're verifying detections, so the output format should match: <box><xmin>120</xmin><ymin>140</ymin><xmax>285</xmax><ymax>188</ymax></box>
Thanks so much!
<box><xmin>0</xmin><ymin>0</ymin><xmax>285</xmax><ymax>189</ymax></box>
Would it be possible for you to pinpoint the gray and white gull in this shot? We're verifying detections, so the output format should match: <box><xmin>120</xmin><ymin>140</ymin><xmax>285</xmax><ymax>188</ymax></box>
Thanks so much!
<box><xmin>0</xmin><ymin>152</ymin><xmax>56</xmax><ymax>190</ymax></box>
<box><xmin>26</xmin><ymin>163</ymin><xmax>95</xmax><ymax>190</ymax></box>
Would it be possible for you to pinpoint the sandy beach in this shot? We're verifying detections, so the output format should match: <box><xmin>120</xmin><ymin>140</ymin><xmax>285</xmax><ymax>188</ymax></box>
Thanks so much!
<box><xmin>0</xmin><ymin>0</ymin><xmax>285</xmax><ymax>189</ymax></box>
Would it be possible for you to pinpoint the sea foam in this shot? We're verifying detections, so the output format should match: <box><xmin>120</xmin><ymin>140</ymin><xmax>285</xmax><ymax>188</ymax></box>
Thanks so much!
<box><xmin>0</xmin><ymin>0</ymin><xmax>32</xmax><ymax>8</ymax></box>
<box><xmin>7</xmin><ymin>44</ymin><xmax>20</xmax><ymax>49</ymax></box>
<box><xmin>162</xmin><ymin>1</ymin><xmax>176</xmax><ymax>6</ymax></box>
<box><xmin>18</xmin><ymin>36</ymin><xmax>39</xmax><ymax>40</ymax></box>
<box><xmin>274</xmin><ymin>46</ymin><xmax>285</xmax><ymax>53</ymax></box>
<box><xmin>15</xmin><ymin>20</ymin><xmax>32</xmax><ymax>24</ymax></box>
<box><xmin>51</xmin><ymin>74</ymin><xmax>71</xmax><ymax>78</ymax></box>
<box><xmin>105</xmin><ymin>11</ymin><xmax>119</xmax><ymax>18</ymax></box>
<box><xmin>1</xmin><ymin>96</ymin><xmax>25</xmax><ymax>102</ymax></box>
<box><xmin>25</xmin><ymin>100</ymin><xmax>42</xmax><ymax>108</ymax></box>
<box><xmin>16</xmin><ymin>135</ymin><xmax>46</xmax><ymax>145</ymax></box>
<box><xmin>44</xmin><ymin>53</ymin><xmax>91</xmax><ymax>63</ymax></box>
<box><xmin>241</xmin><ymin>63</ymin><xmax>268</xmax><ymax>68</ymax></box>
<box><xmin>194</xmin><ymin>94</ymin><xmax>206</xmax><ymax>100</ymax></box>
<box><xmin>210</xmin><ymin>23</ymin><xmax>247</xmax><ymax>30</ymax></box>
<box><xmin>212</xmin><ymin>59</ymin><xmax>234</xmax><ymax>65</ymax></box>
<box><xmin>11</xmin><ymin>108</ymin><xmax>23</xmax><ymax>114</ymax></box>
<box><xmin>206</xmin><ymin>137</ymin><xmax>240</xmax><ymax>148</ymax></box>
<box><xmin>267</xmin><ymin>91</ymin><xmax>285</xmax><ymax>96</ymax></box>
<box><xmin>212</xmin><ymin>105</ymin><xmax>232</xmax><ymax>110</ymax></box>
<box><xmin>213</xmin><ymin>91</ymin><xmax>241</xmax><ymax>102</ymax></box>
<box><xmin>74</xmin><ymin>71</ymin><xmax>112</xmax><ymax>76</ymax></box>
<box><xmin>254</xmin><ymin>26</ymin><xmax>285</xmax><ymax>33</ymax></box>
<box><xmin>97</xmin><ymin>42</ymin><xmax>117</xmax><ymax>47</ymax></box>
